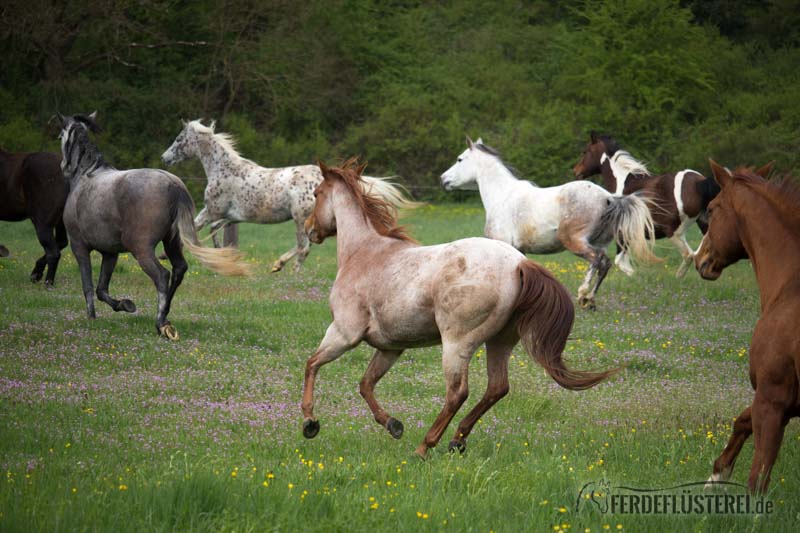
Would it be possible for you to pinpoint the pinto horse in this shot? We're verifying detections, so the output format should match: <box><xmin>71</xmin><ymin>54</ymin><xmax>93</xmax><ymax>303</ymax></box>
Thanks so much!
<box><xmin>59</xmin><ymin>113</ymin><xmax>251</xmax><ymax>339</ymax></box>
<box><xmin>161</xmin><ymin>120</ymin><xmax>414</xmax><ymax>272</ymax></box>
<box><xmin>696</xmin><ymin>160</ymin><xmax>797</xmax><ymax>493</ymax></box>
<box><xmin>573</xmin><ymin>132</ymin><xmax>719</xmax><ymax>277</ymax></box>
<box><xmin>0</xmin><ymin>148</ymin><xmax>69</xmax><ymax>286</ymax></box>
<box><xmin>301</xmin><ymin>159</ymin><xmax>618</xmax><ymax>459</ymax></box>
<box><xmin>441</xmin><ymin>138</ymin><xmax>658</xmax><ymax>310</ymax></box>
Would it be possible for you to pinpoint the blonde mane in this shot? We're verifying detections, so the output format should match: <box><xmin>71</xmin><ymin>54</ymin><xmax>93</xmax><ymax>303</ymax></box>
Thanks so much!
<box><xmin>611</xmin><ymin>150</ymin><xmax>650</xmax><ymax>177</ymax></box>
<box><xmin>187</xmin><ymin>120</ymin><xmax>258</xmax><ymax>165</ymax></box>
<box><xmin>326</xmin><ymin>158</ymin><xmax>418</xmax><ymax>243</ymax></box>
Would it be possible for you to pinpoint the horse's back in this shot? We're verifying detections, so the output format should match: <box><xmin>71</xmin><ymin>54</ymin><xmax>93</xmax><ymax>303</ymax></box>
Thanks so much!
<box><xmin>20</xmin><ymin>152</ymin><xmax>68</xmax><ymax>224</ymax></box>
<box><xmin>0</xmin><ymin>150</ymin><xmax>29</xmax><ymax>220</ymax></box>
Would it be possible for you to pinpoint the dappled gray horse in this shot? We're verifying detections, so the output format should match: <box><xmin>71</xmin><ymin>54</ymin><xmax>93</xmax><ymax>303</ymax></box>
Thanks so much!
<box><xmin>161</xmin><ymin>120</ymin><xmax>412</xmax><ymax>272</ymax></box>
<box><xmin>59</xmin><ymin>113</ymin><xmax>250</xmax><ymax>339</ymax></box>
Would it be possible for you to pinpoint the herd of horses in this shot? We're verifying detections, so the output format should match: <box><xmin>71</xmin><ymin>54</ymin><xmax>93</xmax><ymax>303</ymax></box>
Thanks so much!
<box><xmin>1</xmin><ymin>113</ymin><xmax>797</xmax><ymax>494</ymax></box>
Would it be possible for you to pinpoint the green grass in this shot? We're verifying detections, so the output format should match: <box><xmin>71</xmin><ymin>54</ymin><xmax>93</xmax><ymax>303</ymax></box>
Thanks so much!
<box><xmin>0</xmin><ymin>204</ymin><xmax>796</xmax><ymax>532</ymax></box>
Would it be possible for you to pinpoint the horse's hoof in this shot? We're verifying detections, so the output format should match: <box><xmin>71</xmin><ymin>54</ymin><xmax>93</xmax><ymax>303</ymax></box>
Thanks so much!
<box><xmin>448</xmin><ymin>440</ymin><xmax>466</xmax><ymax>454</ymax></box>
<box><xmin>44</xmin><ymin>280</ymin><xmax>55</xmax><ymax>291</ymax></box>
<box><xmin>578</xmin><ymin>297</ymin><xmax>596</xmax><ymax>311</ymax></box>
<box><xmin>119</xmin><ymin>299</ymin><xmax>137</xmax><ymax>313</ymax></box>
<box><xmin>30</xmin><ymin>272</ymin><xmax>43</xmax><ymax>283</ymax></box>
<box><xmin>0</xmin><ymin>245</ymin><xmax>9</xmax><ymax>257</ymax></box>
<box><xmin>270</xmin><ymin>262</ymin><xmax>282</xmax><ymax>273</ymax></box>
<box><xmin>413</xmin><ymin>446</ymin><xmax>429</xmax><ymax>461</ymax></box>
<box><xmin>159</xmin><ymin>322</ymin><xmax>179</xmax><ymax>341</ymax></box>
<box><xmin>303</xmin><ymin>418</ymin><xmax>320</xmax><ymax>439</ymax></box>
<box><xmin>386</xmin><ymin>417</ymin><xmax>404</xmax><ymax>439</ymax></box>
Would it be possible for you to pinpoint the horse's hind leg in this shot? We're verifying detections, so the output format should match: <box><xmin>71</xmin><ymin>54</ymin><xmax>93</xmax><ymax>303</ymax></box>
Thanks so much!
<box><xmin>132</xmin><ymin>246</ymin><xmax>175</xmax><ymax>339</ymax></box>
<box><xmin>705</xmin><ymin>406</ymin><xmax>752</xmax><ymax>489</ymax></box>
<box><xmin>161</xmin><ymin>233</ymin><xmax>188</xmax><ymax>320</ymax></box>
<box><xmin>95</xmin><ymin>252</ymin><xmax>136</xmax><ymax>313</ymax></box>
<box><xmin>448</xmin><ymin>337</ymin><xmax>513</xmax><ymax>454</ymax></box>
<box><xmin>561</xmin><ymin>235</ymin><xmax>603</xmax><ymax>310</ymax></box>
<box><xmin>30</xmin><ymin>220</ymin><xmax>60</xmax><ymax>287</ymax></box>
<box><xmin>271</xmin><ymin>218</ymin><xmax>307</xmax><ymax>273</ymax></box>
<box><xmin>670</xmin><ymin>228</ymin><xmax>695</xmax><ymax>278</ymax></box>
<box><xmin>359</xmin><ymin>349</ymin><xmax>404</xmax><ymax>439</ymax></box>
<box><xmin>415</xmin><ymin>340</ymin><xmax>475</xmax><ymax>459</ymax></box>
<box><xmin>747</xmin><ymin>383</ymin><xmax>792</xmax><ymax>493</ymax></box>
<box><xmin>584</xmin><ymin>251</ymin><xmax>612</xmax><ymax>307</ymax></box>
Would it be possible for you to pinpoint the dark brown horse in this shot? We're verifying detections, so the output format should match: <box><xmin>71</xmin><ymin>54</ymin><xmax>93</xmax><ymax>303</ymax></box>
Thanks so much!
<box><xmin>573</xmin><ymin>132</ymin><xmax>719</xmax><ymax>277</ymax></box>
<box><xmin>0</xmin><ymin>148</ymin><xmax>69</xmax><ymax>286</ymax></box>
<box><xmin>696</xmin><ymin>160</ymin><xmax>798</xmax><ymax>493</ymax></box>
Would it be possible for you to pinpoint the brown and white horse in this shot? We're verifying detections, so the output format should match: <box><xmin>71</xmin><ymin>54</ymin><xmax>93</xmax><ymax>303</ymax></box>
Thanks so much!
<box><xmin>574</xmin><ymin>132</ymin><xmax>719</xmax><ymax>277</ymax></box>
<box><xmin>301</xmin><ymin>159</ymin><xmax>618</xmax><ymax>459</ymax></box>
<box><xmin>696</xmin><ymin>160</ymin><xmax>797</xmax><ymax>493</ymax></box>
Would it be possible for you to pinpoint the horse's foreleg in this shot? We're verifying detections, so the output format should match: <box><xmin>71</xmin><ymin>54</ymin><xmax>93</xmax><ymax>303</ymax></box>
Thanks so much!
<box><xmin>448</xmin><ymin>338</ymin><xmax>512</xmax><ymax>454</ymax></box>
<box><xmin>359</xmin><ymin>349</ymin><xmax>404</xmax><ymax>439</ymax></box>
<box><xmin>95</xmin><ymin>252</ymin><xmax>136</xmax><ymax>313</ymax></box>
<box><xmin>670</xmin><ymin>229</ymin><xmax>695</xmax><ymax>279</ymax></box>
<box><xmin>302</xmin><ymin>323</ymin><xmax>359</xmax><ymax>438</ymax></box>
<box><xmin>706</xmin><ymin>406</ymin><xmax>752</xmax><ymax>490</ymax></box>
<box><xmin>71</xmin><ymin>241</ymin><xmax>96</xmax><ymax>318</ymax></box>
<box><xmin>0</xmin><ymin>244</ymin><xmax>9</xmax><ymax>257</ymax></box>
<box><xmin>415</xmin><ymin>342</ymin><xmax>473</xmax><ymax>460</ymax></box>
<box><xmin>133</xmin><ymin>247</ymin><xmax>175</xmax><ymax>339</ymax></box>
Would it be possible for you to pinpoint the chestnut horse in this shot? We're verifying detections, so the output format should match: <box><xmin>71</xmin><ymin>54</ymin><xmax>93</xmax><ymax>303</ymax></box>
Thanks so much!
<box><xmin>301</xmin><ymin>159</ymin><xmax>618</xmax><ymax>459</ymax></box>
<box><xmin>574</xmin><ymin>132</ymin><xmax>719</xmax><ymax>277</ymax></box>
<box><xmin>0</xmin><ymin>148</ymin><xmax>69</xmax><ymax>286</ymax></box>
<box><xmin>696</xmin><ymin>160</ymin><xmax>797</xmax><ymax>493</ymax></box>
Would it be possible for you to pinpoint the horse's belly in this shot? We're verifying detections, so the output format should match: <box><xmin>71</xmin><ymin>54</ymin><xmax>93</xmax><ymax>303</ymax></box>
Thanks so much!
<box><xmin>516</xmin><ymin>225</ymin><xmax>561</xmax><ymax>254</ymax></box>
<box><xmin>365</xmin><ymin>308</ymin><xmax>441</xmax><ymax>350</ymax></box>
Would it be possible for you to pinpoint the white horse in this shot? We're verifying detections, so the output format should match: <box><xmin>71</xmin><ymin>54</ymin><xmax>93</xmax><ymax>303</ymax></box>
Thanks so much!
<box><xmin>440</xmin><ymin>138</ymin><xmax>659</xmax><ymax>309</ymax></box>
<box><xmin>161</xmin><ymin>120</ymin><xmax>413</xmax><ymax>272</ymax></box>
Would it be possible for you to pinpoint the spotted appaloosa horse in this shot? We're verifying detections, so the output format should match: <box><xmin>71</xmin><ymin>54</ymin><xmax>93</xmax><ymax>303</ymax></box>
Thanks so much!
<box><xmin>59</xmin><ymin>112</ymin><xmax>250</xmax><ymax>339</ymax></box>
<box><xmin>0</xmin><ymin>148</ymin><xmax>69</xmax><ymax>286</ymax></box>
<box><xmin>696</xmin><ymin>160</ymin><xmax>798</xmax><ymax>493</ymax></box>
<box><xmin>161</xmin><ymin>120</ymin><xmax>414</xmax><ymax>272</ymax></box>
<box><xmin>301</xmin><ymin>159</ymin><xmax>618</xmax><ymax>459</ymax></box>
<box><xmin>573</xmin><ymin>132</ymin><xmax>720</xmax><ymax>277</ymax></box>
<box><xmin>441</xmin><ymin>137</ymin><xmax>659</xmax><ymax>310</ymax></box>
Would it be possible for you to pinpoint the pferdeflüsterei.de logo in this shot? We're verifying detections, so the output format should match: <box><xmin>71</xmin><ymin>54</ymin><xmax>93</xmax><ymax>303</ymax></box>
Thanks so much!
<box><xmin>576</xmin><ymin>479</ymin><xmax>774</xmax><ymax>516</ymax></box>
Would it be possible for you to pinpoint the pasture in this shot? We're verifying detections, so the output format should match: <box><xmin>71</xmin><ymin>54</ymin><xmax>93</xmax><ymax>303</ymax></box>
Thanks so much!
<box><xmin>0</xmin><ymin>204</ymin><xmax>796</xmax><ymax>531</ymax></box>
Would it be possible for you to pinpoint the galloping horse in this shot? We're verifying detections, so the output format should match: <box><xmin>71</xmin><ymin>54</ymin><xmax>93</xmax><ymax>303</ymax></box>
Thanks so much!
<box><xmin>696</xmin><ymin>160</ymin><xmax>797</xmax><ymax>493</ymax></box>
<box><xmin>573</xmin><ymin>132</ymin><xmax>719</xmax><ymax>277</ymax></box>
<box><xmin>441</xmin><ymin>138</ymin><xmax>658</xmax><ymax>310</ymax></box>
<box><xmin>301</xmin><ymin>159</ymin><xmax>618</xmax><ymax>459</ymax></box>
<box><xmin>59</xmin><ymin>113</ymin><xmax>250</xmax><ymax>339</ymax></box>
<box><xmin>1</xmin><ymin>148</ymin><xmax>69</xmax><ymax>286</ymax></box>
<box><xmin>161</xmin><ymin>120</ymin><xmax>414</xmax><ymax>272</ymax></box>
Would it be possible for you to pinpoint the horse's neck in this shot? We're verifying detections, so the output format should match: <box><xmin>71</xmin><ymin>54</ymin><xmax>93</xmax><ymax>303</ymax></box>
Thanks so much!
<box><xmin>198</xmin><ymin>139</ymin><xmax>242</xmax><ymax>181</ymax></box>
<box><xmin>738</xmin><ymin>197</ymin><xmax>800</xmax><ymax>310</ymax></box>
<box><xmin>476</xmin><ymin>159</ymin><xmax>521</xmax><ymax>211</ymax></box>
<box><xmin>332</xmin><ymin>187</ymin><xmax>387</xmax><ymax>268</ymax></box>
<box><xmin>600</xmin><ymin>153</ymin><xmax>627</xmax><ymax>195</ymax></box>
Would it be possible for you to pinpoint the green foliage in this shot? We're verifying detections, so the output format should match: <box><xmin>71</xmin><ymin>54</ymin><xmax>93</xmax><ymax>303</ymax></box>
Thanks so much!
<box><xmin>1</xmin><ymin>0</ymin><xmax>799</xmax><ymax>196</ymax></box>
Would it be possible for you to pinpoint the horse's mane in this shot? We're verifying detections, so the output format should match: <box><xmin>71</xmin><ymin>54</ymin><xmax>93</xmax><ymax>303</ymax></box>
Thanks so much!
<box><xmin>598</xmin><ymin>134</ymin><xmax>650</xmax><ymax>176</ymax></box>
<box><xmin>187</xmin><ymin>120</ymin><xmax>258</xmax><ymax>165</ymax></box>
<box><xmin>732</xmin><ymin>167</ymin><xmax>800</xmax><ymax>223</ymax></box>
<box><xmin>473</xmin><ymin>142</ymin><xmax>526</xmax><ymax>181</ymax></box>
<box><xmin>326</xmin><ymin>158</ymin><xmax>417</xmax><ymax>243</ymax></box>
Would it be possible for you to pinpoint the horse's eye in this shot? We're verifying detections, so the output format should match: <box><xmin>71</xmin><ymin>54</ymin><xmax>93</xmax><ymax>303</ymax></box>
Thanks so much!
<box><xmin>457</xmin><ymin>157</ymin><xmax>463</xmax><ymax>163</ymax></box>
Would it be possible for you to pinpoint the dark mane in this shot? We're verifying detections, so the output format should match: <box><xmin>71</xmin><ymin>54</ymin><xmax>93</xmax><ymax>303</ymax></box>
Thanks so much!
<box><xmin>732</xmin><ymin>167</ymin><xmax>800</xmax><ymax>222</ymax></box>
<box><xmin>474</xmin><ymin>142</ymin><xmax>523</xmax><ymax>179</ymax></box>
<box><xmin>597</xmin><ymin>134</ymin><xmax>620</xmax><ymax>156</ymax></box>
<box><xmin>327</xmin><ymin>158</ymin><xmax>417</xmax><ymax>243</ymax></box>
<box><xmin>73</xmin><ymin>114</ymin><xmax>102</xmax><ymax>133</ymax></box>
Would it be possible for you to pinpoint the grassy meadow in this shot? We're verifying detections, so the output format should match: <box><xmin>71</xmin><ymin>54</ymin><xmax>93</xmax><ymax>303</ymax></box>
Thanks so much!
<box><xmin>0</xmin><ymin>204</ymin><xmax>797</xmax><ymax>532</ymax></box>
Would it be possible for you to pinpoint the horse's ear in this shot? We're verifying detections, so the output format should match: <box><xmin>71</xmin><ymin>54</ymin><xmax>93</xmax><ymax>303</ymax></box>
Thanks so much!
<box><xmin>88</xmin><ymin>111</ymin><xmax>98</xmax><ymax>121</ymax></box>
<box><xmin>355</xmin><ymin>162</ymin><xmax>368</xmax><ymax>176</ymax></box>
<box><xmin>209</xmin><ymin>120</ymin><xmax>216</xmax><ymax>131</ymax></box>
<box><xmin>709</xmin><ymin>159</ymin><xmax>732</xmax><ymax>188</ymax></box>
<box><xmin>57</xmin><ymin>113</ymin><xmax>67</xmax><ymax>126</ymax></box>
<box><xmin>475</xmin><ymin>137</ymin><xmax>484</xmax><ymax>145</ymax></box>
<box><xmin>466</xmin><ymin>135</ymin><xmax>474</xmax><ymax>149</ymax></box>
<box><xmin>318</xmin><ymin>160</ymin><xmax>332</xmax><ymax>179</ymax></box>
<box><xmin>754</xmin><ymin>161</ymin><xmax>775</xmax><ymax>178</ymax></box>
<box><xmin>590</xmin><ymin>130</ymin><xmax>598</xmax><ymax>143</ymax></box>
<box><xmin>181</xmin><ymin>119</ymin><xmax>187</xmax><ymax>127</ymax></box>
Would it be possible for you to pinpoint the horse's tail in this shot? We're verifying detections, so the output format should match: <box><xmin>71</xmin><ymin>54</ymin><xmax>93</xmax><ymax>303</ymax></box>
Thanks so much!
<box><xmin>360</xmin><ymin>175</ymin><xmax>425</xmax><ymax>211</ymax></box>
<box><xmin>174</xmin><ymin>193</ymin><xmax>252</xmax><ymax>277</ymax></box>
<box><xmin>514</xmin><ymin>260</ymin><xmax>620</xmax><ymax>390</ymax></box>
<box><xmin>600</xmin><ymin>194</ymin><xmax>661</xmax><ymax>266</ymax></box>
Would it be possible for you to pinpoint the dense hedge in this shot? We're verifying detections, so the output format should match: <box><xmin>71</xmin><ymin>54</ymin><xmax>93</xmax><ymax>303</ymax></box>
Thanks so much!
<box><xmin>2</xmin><ymin>0</ymin><xmax>798</xmax><ymax>200</ymax></box>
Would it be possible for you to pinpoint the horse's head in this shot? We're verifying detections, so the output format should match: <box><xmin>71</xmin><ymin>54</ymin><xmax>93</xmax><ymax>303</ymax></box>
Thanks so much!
<box><xmin>162</xmin><ymin>119</ymin><xmax>209</xmax><ymax>166</ymax></box>
<box><xmin>305</xmin><ymin>161</ymin><xmax>354</xmax><ymax>244</ymax></box>
<box><xmin>58</xmin><ymin>111</ymin><xmax>102</xmax><ymax>181</ymax></box>
<box><xmin>440</xmin><ymin>136</ymin><xmax>485</xmax><ymax>191</ymax></box>
<box><xmin>573</xmin><ymin>131</ymin><xmax>608</xmax><ymax>179</ymax></box>
<box><xmin>695</xmin><ymin>160</ymin><xmax>772</xmax><ymax>279</ymax></box>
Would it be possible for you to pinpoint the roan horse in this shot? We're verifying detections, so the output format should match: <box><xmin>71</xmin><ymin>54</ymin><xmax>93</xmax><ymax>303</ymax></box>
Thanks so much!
<box><xmin>0</xmin><ymin>148</ymin><xmax>69</xmax><ymax>286</ymax></box>
<box><xmin>696</xmin><ymin>160</ymin><xmax>797</xmax><ymax>493</ymax></box>
<box><xmin>301</xmin><ymin>159</ymin><xmax>619</xmax><ymax>459</ymax></box>
<box><xmin>573</xmin><ymin>132</ymin><xmax>719</xmax><ymax>277</ymax></box>
<box><xmin>161</xmin><ymin>120</ymin><xmax>412</xmax><ymax>272</ymax></box>
<box><xmin>441</xmin><ymin>138</ymin><xmax>658</xmax><ymax>310</ymax></box>
<box><xmin>59</xmin><ymin>113</ymin><xmax>251</xmax><ymax>339</ymax></box>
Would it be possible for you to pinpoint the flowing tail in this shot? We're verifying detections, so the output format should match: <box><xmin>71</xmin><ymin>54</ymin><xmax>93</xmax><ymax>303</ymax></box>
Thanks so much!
<box><xmin>174</xmin><ymin>195</ymin><xmax>252</xmax><ymax>277</ymax></box>
<box><xmin>598</xmin><ymin>193</ymin><xmax>661</xmax><ymax>267</ymax></box>
<box><xmin>514</xmin><ymin>260</ymin><xmax>620</xmax><ymax>390</ymax></box>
